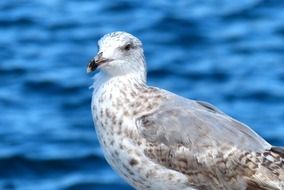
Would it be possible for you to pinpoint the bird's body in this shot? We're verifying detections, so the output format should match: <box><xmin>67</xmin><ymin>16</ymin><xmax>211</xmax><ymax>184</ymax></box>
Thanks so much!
<box><xmin>92</xmin><ymin>74</ymin><xmax>194</xmax><ymax>190</ymax></box>
<box><xmin>88</xmin><ymin>32</ymin><xmax>284</xmax><ymax>190</ymax></box>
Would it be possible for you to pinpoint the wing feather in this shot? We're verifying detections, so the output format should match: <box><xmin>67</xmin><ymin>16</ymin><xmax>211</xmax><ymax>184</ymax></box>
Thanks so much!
<box><xmin>138</xmin><ymin>90</ymin><xmax>271</xmax><ymax>152</ymax></box>
<box><xmin>136</xmin><ymin>89</ymin><xmax>284</xmax><ymax>189</ymax></box>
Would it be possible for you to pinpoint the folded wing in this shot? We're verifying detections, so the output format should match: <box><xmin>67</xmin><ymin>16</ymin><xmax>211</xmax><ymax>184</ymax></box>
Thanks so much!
<box><xmin>137</xmin><ymin>89</ymin><xmax>283</xmax><ymax>190</ymax></box>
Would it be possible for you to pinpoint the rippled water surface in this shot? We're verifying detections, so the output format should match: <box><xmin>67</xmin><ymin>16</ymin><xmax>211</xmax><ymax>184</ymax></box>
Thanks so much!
<box><xmin>0</xmin><ymin>0</ymin><xmax>284</xmax><ymax>189</ymax></box>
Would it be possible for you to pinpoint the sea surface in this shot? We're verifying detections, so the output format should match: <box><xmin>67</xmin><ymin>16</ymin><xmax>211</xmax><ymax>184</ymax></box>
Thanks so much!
<box><xmin>0</xmin><ymin>0</ymin><xmax>283</xmax><ymax>190</ymax></box>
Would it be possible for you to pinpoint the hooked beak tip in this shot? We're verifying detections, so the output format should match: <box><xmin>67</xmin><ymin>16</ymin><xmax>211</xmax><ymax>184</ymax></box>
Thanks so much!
<box><xmin>87</xmin><ymin>52</ymin><xmax>111</xmax><ymax>74</ymax></box>
<box><xmin>86</xmin><ymin>58</ymin><xmax>97</xmax><ymax>74</ymax></box>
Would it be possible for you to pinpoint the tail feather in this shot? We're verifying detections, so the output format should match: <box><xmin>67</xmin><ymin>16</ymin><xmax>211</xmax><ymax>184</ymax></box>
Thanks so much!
<box><xmin>245</xmin><ymin>147</ymin><xmax>284</xmax><ymax>190</ymax></box>
<box><xmin>271</xmin><ymin>146</ymin><xmax>284</xmax><ymax>158</ymax></box>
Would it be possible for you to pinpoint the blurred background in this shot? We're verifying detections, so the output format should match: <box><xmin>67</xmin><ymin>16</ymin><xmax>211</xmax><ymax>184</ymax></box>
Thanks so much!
<box><xmin>0</xmin><ymin>0</ymin><xmax>284</xmax><ymax>190</ymax></box>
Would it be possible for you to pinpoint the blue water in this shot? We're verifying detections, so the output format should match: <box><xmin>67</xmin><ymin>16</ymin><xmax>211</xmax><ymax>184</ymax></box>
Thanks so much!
<box><xmin>0</xmin><ymin>0</ymin><xmax>283</xmax><ymax>189</ymax></box>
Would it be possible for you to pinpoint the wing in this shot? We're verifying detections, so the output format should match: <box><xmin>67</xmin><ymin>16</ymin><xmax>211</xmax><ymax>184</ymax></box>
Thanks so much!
<box><xmin>136</xmin><ymin>89</ymin><xmax>284</xmax><ymax>189</ymax></box>
<box><xmin>137</xmin><ymin>90</ymin><xmax>271</xmax><ymax>152</ymax></box>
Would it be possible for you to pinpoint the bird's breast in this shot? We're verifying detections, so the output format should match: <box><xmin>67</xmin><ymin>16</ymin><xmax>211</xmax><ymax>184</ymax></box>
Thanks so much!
<box><xmin>91</xmin><ymin>80</ymin><xmax>194</xmax><ymax>190</ymax></box>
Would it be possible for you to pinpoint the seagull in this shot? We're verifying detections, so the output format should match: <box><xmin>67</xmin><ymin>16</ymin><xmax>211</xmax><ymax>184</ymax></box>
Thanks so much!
<box><xmin>87</xmin><ymin>31</ymin><xmax>284</xmax><ymax>190</ymax></box>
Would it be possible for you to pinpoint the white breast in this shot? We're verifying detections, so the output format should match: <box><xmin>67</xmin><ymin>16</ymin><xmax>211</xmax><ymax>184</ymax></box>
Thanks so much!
<box><xmin>91</xmin><ymin>74</ymin><xmax>196</xmax><ymax>190</ymax></box>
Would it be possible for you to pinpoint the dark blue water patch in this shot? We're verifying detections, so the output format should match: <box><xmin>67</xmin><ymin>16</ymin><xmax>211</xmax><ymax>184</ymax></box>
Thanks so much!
<box><xmin>269</xmin><ymin>137</ymin><xmax>284</xmax><ymax>147</ymax></box>
<box><xmin>224</xmin><ymin>90</ymin><xmax>284</xmax><ymax>102</ymax></box>
<box><xmin>64</xmin><ymin>182</ymin><xmax>134</xmax><ymax>190</ymax></box>
<box><xmin>221</xmin><ymin>0</ymin><xmax>284</xmax><ymax>20</ymax></box>
<box><xmin>280</xmin><ymin>73</ymin><xmax>284</xmax><ymax>82</ymax></box>
<box><xmin>103</xmin><ymin>1</ymin><xmax>138</xmax><ymax>13</ymax></box>
<box><xmin>183</xmin><ymin>70</ymin><xmax>231</xmax><ymax>83</ymax></box>
<box><xmin>0</xmin><ymin>67</ymin><xmax>27</xmax><ymax>77</ymax></box>
<box><xmin>148</xmin><ymin>68</ymin><xmax>173</xmax><ymax>79</ymax></box>
<box><xmin>0</xmin><ymin>95</ymin><xmax>23</xmax><ymax>108</ymax></box>
<box><xmin>276</xmin><ymin>25</ymin><xmax>284</xmax><ymax>38</ymax></box>
<box><xmin>1</xmin><ymin>182</ymin><xmax>16</xmax><ymax>190</ymax></box>
<box><xmin>23</xmin><ymin>78</ymin><xmax>88</xmax><ymax>96</ymax></box>
<box><xmin>258</xmin><ymin>0</ymin><xmax>284</xmax><ymax>7</ymax></box>
<box><xmin>24</xmin><ymin>79</ymin><xmax>69</xmax><ymax>94</ymax></box>
<box><xmin>60</xmin><ymin>95</ymin><xmax>91</xmax><ymax>110</ymax></box>
<box><xmin>149</xmin><ymin>69</ymin><xmax>231</xmax><ymax>83</ymax></box>
<box><xmin>233</xmin><ymin>46</ymin><xmax>284</xmax><ymax>55</ymax></box>
<box><xmin>47</xmin><ymin>20</ymin><xmax>81</xmax><ymax>31</ymax></box>
<box><xmin>0</xmin><ymin>46</ymin><xmax>15</xmax><ymax>60</ymax></box>
<box><xmin>221</xmin><ymin>2</ymin><xmax>261</xmax><ymax>20</ymax></box>
<box><xmin>0</xmin><ymin>154</ymin><xmax>105</xmax><ymax>179</ymax></box>
<box><xmin>0</xmin><ymin>16</ymin><xmax>36</xmax><ymax>27</ymax></box>
<box><xmin>150</xmin><ymin>16</ymin><xmax>206</xmax><ymax>47</ymax></box>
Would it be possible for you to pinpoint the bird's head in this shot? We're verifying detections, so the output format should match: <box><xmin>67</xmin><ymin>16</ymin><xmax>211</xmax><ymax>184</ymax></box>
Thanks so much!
<box><xmin>87</xmin><ymin>32</ymin><xmax>146</xmax><ymax>78</ymax></box>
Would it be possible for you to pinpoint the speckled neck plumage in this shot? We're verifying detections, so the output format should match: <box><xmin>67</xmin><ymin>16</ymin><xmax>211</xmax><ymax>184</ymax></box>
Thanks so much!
<box><xmin>92</xmin><ymin>72</ymin><xmax>163</xmax><ymax>134</ymax></box>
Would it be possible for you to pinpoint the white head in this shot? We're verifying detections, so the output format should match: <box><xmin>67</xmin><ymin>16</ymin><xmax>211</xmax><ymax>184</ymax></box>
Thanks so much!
<box><xmin>87</xmin><ymin>32</ymin><xmax>146</xmax><ymax>81</ymax></box>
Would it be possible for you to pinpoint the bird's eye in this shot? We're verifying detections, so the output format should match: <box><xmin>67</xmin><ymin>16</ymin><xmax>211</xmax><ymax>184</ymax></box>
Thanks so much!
<box><xmin>123</xmin><ymin>44</ymin><xmax>132</xmax><ymax>51</ymax></box>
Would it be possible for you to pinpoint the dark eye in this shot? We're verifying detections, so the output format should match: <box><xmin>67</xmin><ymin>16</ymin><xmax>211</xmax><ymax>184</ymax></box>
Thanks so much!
<box><xmin>123</xmin><ymin>44</ymin><xmax>132</xmax><ymax>51</ymax></box>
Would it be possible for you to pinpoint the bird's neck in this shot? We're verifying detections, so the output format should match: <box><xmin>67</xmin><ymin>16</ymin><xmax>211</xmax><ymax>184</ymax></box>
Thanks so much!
<box><xmin>91</xmin><ymin>70</ymin><xmax>150</xmax><ymax>137</ymax></box>
<box><xmin>91</xmin><ymin>70</ymin><xmax>147</xmax><ymax>94</ymax></box>
<box><xmin>91</xmin><ymin>69</ymin><xmax>164</xmax><ymax>139</ymax></box>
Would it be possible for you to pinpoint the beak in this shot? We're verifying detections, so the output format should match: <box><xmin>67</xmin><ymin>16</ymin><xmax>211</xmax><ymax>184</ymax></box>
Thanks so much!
<box><xmin>87</xmin><ymin>52</ymin><xmax>111</xmax><ymax>73</ymax></box>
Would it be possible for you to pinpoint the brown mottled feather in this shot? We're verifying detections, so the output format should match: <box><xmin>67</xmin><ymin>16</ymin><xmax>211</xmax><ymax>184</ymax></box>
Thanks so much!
<box><xmin>246</xmin><ymin>180</ymin><xmax>273</xmax><ymax>190</ymax></box>
<box><xmin>271</xmin><ymin>147</ymin><xmax>284</xmax><ymax>158</ymax></box>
